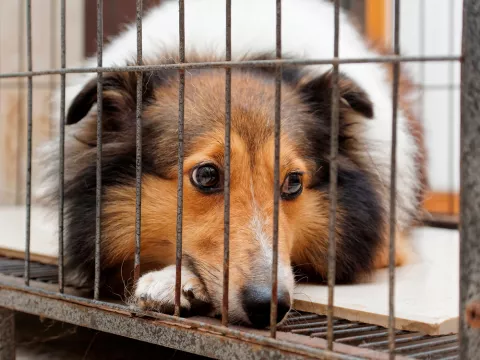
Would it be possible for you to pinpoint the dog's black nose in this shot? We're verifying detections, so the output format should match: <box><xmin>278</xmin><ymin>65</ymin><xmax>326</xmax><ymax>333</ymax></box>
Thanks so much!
<box><xmin>242</xmin><ymin>286</ymin><xmax>291</xmax><ymax>328</ymax></box>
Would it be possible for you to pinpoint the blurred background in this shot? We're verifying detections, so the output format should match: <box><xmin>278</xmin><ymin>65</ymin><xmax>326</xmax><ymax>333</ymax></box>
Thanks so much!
<box><xmin>0</xmin><ymin>0</ymin><xmax>462</xmax><ymax>224</ymax></box>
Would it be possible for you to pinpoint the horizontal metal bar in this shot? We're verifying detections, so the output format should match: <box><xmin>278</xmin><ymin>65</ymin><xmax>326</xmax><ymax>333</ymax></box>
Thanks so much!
<box><xmin>0</xmin><ymin>282</ymin><xmax>362</xmax><ymax>360</ymax></box>
<box><xmin>359</xmin><ymin>333</ymin><xmax>427</xmax><ymax>348</ymax></box>
<box><xmin>292</xmin><ymin>323</ymin><xmax>359</xmax><ymax>335</ymax></box>
<box><xmin>279</xmin><ymin>320</ymin><xmax>337</xmax><ymax>331</ymax></box>
<box><xmin>0</xmin><ymin>55</ymin><xmax>462</xmax><ymax>79</ymax></box>
<box><xmin>0</xmin><ymin>82</ymin><xmax>460</xmax><ymax>90</ymax></box>
<box><xmin>407</xmin><ymin>344</ymin><xmax>458</xmax><ymax>358</ymax></box>
<box><xmin>0</xmin><ymin>81</ymin><xmax>458</xmax><ymax>90</ymax></box>
<box><xmin>335</xmin><ymin>330</ymin><xmax>401</xmax><ymax>344</ymax></box>
<box><xmin>286</xmin><ymin>314</ymin><xmax>323</xmax><ymax>322</ymax></box>
<box><xmin>394</xmin><ymin>335</ymin><xmax>458</xmax><ymax>352</ymax></box>
<box><xmin>311</xmin><ymin>326</ymin><xmax>382</xmax><ymax>338</ymax></box>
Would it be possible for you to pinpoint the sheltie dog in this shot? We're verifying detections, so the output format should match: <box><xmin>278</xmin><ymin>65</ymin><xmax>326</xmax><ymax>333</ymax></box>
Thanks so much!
<box><xmin>39</xmin><ymin>0</ymin><xmax>426</xmax><ymax>328</ymax></box>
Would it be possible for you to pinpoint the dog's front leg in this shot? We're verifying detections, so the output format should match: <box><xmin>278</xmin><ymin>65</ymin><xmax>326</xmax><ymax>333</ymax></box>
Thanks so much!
<box><xmin>133</xmin><ymin>265</ymin><xmax>211</xmax><ymax>316</ymax></box>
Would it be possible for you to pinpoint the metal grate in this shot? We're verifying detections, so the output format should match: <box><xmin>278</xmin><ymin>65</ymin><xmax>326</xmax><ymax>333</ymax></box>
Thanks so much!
<box><xmin>278</xmin><ymin>313</ymin><xmax>459</xmax><ymax>360</ymax></box>
<box><xmin>0</xmin><ymin>255</ymin><xmax>459</xmax><ymax>360</ymax></box>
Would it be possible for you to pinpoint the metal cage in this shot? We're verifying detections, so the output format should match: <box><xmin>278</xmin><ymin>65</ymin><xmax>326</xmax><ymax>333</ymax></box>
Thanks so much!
<box><xmin>0</xmin><ymin>0</ymin><xmax>478</xmax><ymax>359</ymax></box>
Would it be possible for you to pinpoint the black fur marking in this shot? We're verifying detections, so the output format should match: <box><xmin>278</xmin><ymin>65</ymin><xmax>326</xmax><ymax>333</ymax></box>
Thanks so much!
<box><xmin>66</xmin><ymin>70</ymin><xmax>174</xmax><ymax>126</ymax></box>
<box><xmin>63</xmin><ymin>143</ymin><xmax>158</xmax><ymax>286</ymax></box>
<box><xmin>296</xmin><ymin>161</ymin><xmax>384</xmax><ymax>283</ymax></box>
<box><xmin>298</xmin><ymin>71</ymin><xmax>374</xmax><ymax>120</ymax></box>
<box><xmin>62</xmin><ymin>69</ymin><xmax>178</xmax><ymax>287</ymax></box>
<box><xmin>329</xmin><ymin>164</ymin><xmax>384</xmax><ymax>283</ymax></box>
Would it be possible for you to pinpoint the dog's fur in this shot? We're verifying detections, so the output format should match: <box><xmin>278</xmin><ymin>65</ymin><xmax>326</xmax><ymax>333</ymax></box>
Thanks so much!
<box><xmin>38</xmin><ymin>0</ymin><xmax>426</xmax><ymax>326</ymax></box>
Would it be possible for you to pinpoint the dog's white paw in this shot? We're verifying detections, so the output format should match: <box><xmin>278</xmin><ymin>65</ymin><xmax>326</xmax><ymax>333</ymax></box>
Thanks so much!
<box><xmin>133</xmin><ymin>265</ymin><xmax>210</xmax><ymax>315</ymax></box>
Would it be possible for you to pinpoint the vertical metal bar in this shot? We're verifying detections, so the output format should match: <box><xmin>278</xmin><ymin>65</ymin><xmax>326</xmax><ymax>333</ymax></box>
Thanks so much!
<box><xmin>94</xmin><ymin>0</ymin><xmax>104</xmax><ymax>301</ymax></box>
<box><xmin>222</xmin><ymin>0</ymin><xmax>231</xmax><ymax>327</ymax></box>
<box><xmin>175</xmin><ymin>0</ymin><xmax>186</xmax><ymax>317</ymax></box>
<box><xmin>58</xmin><ymin>0</ymin><xmax>66</xmax><ymax>293</ymax></box>
<box><xmin>0</xmin><ymin>308</ymin><xmax>15</xmax><ymax>360</ymax></box>
<box><xmin>447</xmin><ymin>0</ymin><xmax>455</xmax><ymax>215</ymax></box>
<box><xmin>459</xmin><ymin>1</ymin><xmax>480</xmax><ymax>358</ymax></box>
<box><xmin>134</xmin><ymin>0</ymin><xmax>143</xmax><ymax>285</ymax></box>
<box><xmin>327</xmin><ymin>0</ymin><xmax>340</xmax><ymax>351</ymax></box>
<box><xmin>270</xmin><ymin>0</ymin><xmax>282</xmax><ymax>339</ymax></box>
<box><xmin>389</xmin><ymin>0</ymin><xmax>401</xmax><ymax>358</ymax></box>
<box><xmin>24</xmin><ymin>0</ymin><xmax>33</xmax><ymax>286</ymax></box>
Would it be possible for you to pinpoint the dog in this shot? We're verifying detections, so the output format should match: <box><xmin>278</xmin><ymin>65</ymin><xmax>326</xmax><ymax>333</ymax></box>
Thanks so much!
<box><xmin>38</xmin><ymin>0</ymin><xmax>426</xmax><ymax>328</ymax></box>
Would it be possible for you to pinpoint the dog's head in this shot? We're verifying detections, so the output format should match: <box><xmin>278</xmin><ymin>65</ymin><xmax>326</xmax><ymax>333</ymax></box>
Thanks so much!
<box><xmin>46</xmin><ymin>58</ymin><xmax>385</xmax><ymax>327</ymax></box>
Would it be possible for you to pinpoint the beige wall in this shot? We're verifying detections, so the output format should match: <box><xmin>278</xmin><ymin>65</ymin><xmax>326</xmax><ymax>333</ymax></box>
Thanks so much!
<box><xmin>0</xmin><ymin>0</ymin><xmax>84</xmax><ymax>205</ymax></box>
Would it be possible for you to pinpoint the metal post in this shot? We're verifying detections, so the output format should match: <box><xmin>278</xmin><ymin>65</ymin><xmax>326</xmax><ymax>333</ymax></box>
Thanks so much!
<box><xmin>0</xmin><ymin>308</ymin><xmax>15</xmax><ymax>360</ymax></box>
<box><xmin>327</xmin><ymin>0</ymin><xmax>340</xmax><ymax>350</ymax></box>
<box><xmin>58</xmin><ymin>0</ymin><xmax>66</xmax><ymax>294</ymax></box>
<box><xmin>222</xmin><ymin>0</ymin><xmax>232</xmax><ymax>327</ymax></box>
<box><xmin>175</xmin><ymin>0</ymin><xmax>186</xmax><ymax>317</ymax></box>
<box><xmin>24</xmin><ymin>0</ymin><xmax>33</xmax><ymax>286</ymax></box>
<box><xmin>270</xmin><ymin>0</ymin><xmax>282</xmax><ymax>339</ymax></box>
<box><xmin>134</xmin><ymin>0</ymin><xmax>143</xmax><ymax>285</ymax></box>
<box><xmin>94</xmin><ymin>0</ymin><xmax>104</xmax><ymax>301</ymax></box>
<box><xmin>389</xmin><ymin>1</ymin><xmax>401</xmax><ymax>358</ymax></box>
<box><xmin>459</xmin><ymin>0</ymin><xmax>480</xmax><ymax>359</ymax></box>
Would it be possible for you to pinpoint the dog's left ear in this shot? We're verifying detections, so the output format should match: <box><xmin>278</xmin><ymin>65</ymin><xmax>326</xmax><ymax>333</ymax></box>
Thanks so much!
<box><xmin>298</xmin><ymin>70</ymin><xmax>374</xmax><ymax>122</ymax></box>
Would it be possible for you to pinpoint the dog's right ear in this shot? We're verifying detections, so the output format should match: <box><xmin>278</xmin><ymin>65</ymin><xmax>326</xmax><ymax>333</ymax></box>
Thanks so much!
<box><xmin>66</xmin><ymin>71</ymin><xmax>165</xmax><ymax>131</ymax></box>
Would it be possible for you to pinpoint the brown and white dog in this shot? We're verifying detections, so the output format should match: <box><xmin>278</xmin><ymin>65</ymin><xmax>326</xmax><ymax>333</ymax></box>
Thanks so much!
<box><xmin>39</xmin><ymin>0</ymin><xmax>426</xmax><ymax>328</ymax></box>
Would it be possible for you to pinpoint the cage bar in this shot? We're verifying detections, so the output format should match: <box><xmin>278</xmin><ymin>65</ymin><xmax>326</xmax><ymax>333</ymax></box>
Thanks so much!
<box><xmin>57</xmin><ymin>0</ymin><xmax>66</xmax><ymax>293</ymax></box>
<box><xmin>94</xmin><ymin>0</ymin><xmax>104</xmax><ymax>301</ymax></box>
<box><xmin>459</xmin><ymin>0</ymin><xmax>480</xmax><ymax>358</ymax></box>
<box><xmin>175</xmin><ymin>0</ymin><xmax>186</xmax><ymax>317</ymax></box>
<box><xmin>222</xmin><ymin>0</ymin><xmax>232</xmax><ymax>327</ymax></box>
<box><xmin>0</xmin><ymin>307</ymin><xmax>15</xmax><ymax>360</ymax></box>
<box><xmin>134</xmin><ymin>0</ymin><xmax>143</xmax><ymax>285</ymax></box>
<box><xmin>24</xmin><ymin>0</ymin><xmax>33</xmax><ymax>286</ymax></box>
<box><xmin>388</xmin><ymin>0</ymin><xmax>402</xmax><ymax>358</ymax></box>
<box><xmin>0</xmin><ymin>55</ymin><xmax>462</xmax><ymax>80</ymax></box>
<box><xmin>327</xmin><ymin>0</ymin><xmax>341</xmax><ymax>351</ymax></box>
<box><xmin>270</xmin><ymin>0</ymin><xmax>282</xmax><ymax>339</ymax></box>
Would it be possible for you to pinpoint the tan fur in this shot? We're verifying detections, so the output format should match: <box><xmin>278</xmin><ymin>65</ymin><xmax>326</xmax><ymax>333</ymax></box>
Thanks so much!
<box><xmin>84</xmin><ymin>71</ymin><xmax>409</xmax><ymax>289</ymax></box>
<box><xmin>373</xmin><ymin>232</ymin><xmax>411</xmax><ymax>268</ymax></box>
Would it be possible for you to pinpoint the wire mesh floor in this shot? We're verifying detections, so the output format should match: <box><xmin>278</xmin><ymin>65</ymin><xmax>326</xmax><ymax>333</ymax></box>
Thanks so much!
<box><xmin>0</xmin><ymin>256</ymin><xmax>459</xmax><ymax>360</ymax></box>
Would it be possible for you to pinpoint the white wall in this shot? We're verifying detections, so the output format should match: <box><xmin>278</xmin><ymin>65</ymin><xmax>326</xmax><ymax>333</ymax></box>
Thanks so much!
<box><xmin>397</xmin><ymin>0</ymin><xmax>463</xmax><ymax>193</ymax></box>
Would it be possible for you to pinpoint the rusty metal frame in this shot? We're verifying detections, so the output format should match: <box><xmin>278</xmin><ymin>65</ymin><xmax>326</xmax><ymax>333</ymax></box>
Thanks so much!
<box><xmin>0</xmin><ymin>0</ymin><xmax>477</xmax><ymax>359</ymax></box>
<box><xmin>459</xmin><ymin>0</ymin><xmax>480</xmax><ymax>358</ymax></box>
<box><xmin>0</xmin><ymin>282</ymin><xmax>367</xmax><ymax>360</ymax></box>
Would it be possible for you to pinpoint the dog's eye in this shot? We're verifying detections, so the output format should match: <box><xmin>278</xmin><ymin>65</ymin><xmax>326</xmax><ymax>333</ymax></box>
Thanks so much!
<box><xmin>191</xmin><ymin>164</ymin><xmax>221</xmax><ymax>192</ymax></box>
<box><xmin>281</xmin><ymin>172</ymin><xmax>303</xmax><ymax>200</ymax></box>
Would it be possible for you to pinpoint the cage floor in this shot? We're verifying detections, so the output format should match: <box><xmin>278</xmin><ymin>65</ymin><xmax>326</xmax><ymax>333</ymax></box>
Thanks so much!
<box><xmin>0</xmin><ymin>206</ymin><xmax>461</xmax><ymax>336</ymax></box>
<box><xmin>0</xmin><ymin>256</ymin><xmax>459</xmax><ymax>360</ymax></box>
<box><xmin>295</xmin><ymin>227</ymin><xmax>459</xmax><ymax>336</ymax></box>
